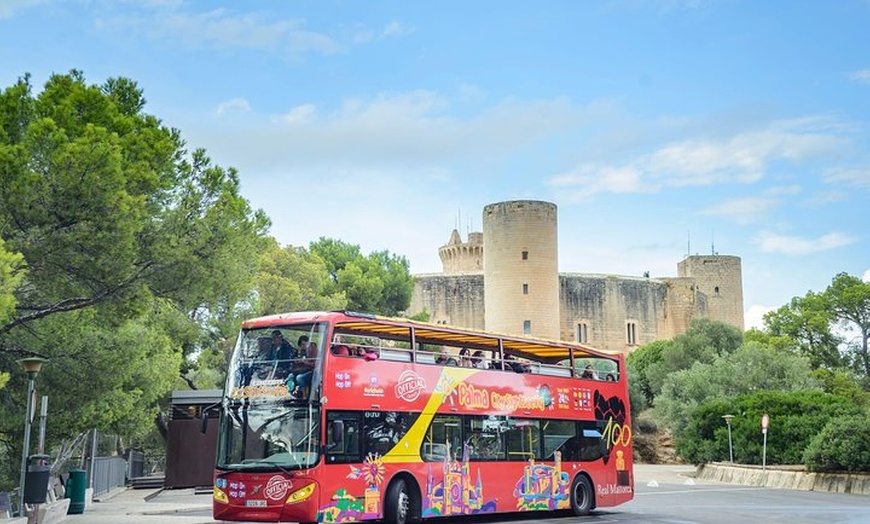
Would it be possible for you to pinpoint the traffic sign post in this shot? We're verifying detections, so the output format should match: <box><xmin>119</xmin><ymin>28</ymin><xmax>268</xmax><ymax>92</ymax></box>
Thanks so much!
<box><xmin>761</xmin><ymin>414</ymin><xmax>769</xmax><ymax>472</ymax></box>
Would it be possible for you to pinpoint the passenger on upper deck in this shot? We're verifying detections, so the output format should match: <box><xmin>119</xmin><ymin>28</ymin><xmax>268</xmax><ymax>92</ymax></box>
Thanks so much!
<box><xmin>458</xmin><ymin>348</ymin><xmax>473</xmax><ymax>368</ymax></box>
<box><xmin>505</xmin><ymin>354</ymin><xmax>530</xmax><ymax>373</ymax></box>
<box><xmin>472</xmin><ymin>350</ymin><xmax>490</xmax><ymax>369</ymax></box>
<box><xmin>288</xmin><ymin>341</ymin><xmax>318</xmax><ymax>397</ymax></box>
<box><xmin>581</xmin><ymin>365</ymin><xmax>598</xmax><ymax>380</ymax></box>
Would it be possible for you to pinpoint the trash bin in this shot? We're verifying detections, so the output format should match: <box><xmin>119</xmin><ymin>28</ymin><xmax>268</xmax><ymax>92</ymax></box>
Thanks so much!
<box><xmin>66</xmin><ymin>469</ymin><xmax>87</xmax><ymax>515</ymax></box>
<box><xmin>23</xmin><ymin>454</ymin><xmax>51</xmax><ymax>504</ymax></box>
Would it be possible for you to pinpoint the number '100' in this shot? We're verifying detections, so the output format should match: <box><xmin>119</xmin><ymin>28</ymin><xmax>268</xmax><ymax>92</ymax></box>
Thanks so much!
<box><xmin>602</xmin><ymin>416</ymin><xmax>632</xmax><ymax>448</ymax></box>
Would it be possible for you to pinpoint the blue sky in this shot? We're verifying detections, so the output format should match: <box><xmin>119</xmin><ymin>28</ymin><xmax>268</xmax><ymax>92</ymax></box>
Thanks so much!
<box><xmin>2</xmin><ymin>0</ymin><xmax>869</xmax><ymax>329</ymax></box>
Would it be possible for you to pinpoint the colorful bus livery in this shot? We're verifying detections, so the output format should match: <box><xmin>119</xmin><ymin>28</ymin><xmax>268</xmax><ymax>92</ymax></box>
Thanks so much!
<box><xmin>214</xmin><ymin>311</ymin><xmax>633</xmax><ymax>523</ymax></box>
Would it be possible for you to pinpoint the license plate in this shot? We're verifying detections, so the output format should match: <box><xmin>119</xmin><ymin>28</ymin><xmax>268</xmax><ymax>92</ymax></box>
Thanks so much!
<box><xmin>245</xmin><ymin>499</ymin><xmax>267</xmax><ymax>507</ymax></box>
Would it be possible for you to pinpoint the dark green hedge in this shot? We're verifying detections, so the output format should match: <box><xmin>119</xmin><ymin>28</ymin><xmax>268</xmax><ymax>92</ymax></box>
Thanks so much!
<box><xmin>803</xmin><ymin>415</ymin><xmax>870</xmax><ymax>472</ymax></box>
<box><xmin>677</xmin><ymin>390</ymin><xmax>863</xmax><ymax>466</ymax></box>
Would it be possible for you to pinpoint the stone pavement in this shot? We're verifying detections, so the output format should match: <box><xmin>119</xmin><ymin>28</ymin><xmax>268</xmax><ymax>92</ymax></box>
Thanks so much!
<box><xmin>64</xmin><ymin>487</ymin><xmax>213</xmax><ymax>524</ymax></box>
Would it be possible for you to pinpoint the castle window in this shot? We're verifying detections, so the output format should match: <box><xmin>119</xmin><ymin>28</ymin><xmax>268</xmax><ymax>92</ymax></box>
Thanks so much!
<box><xmin>714</xmin><ymin>286</ymin><xmax>720</xmax><ymax>296</ymax></box>
<box><xmin>521</xmin><ymin>250</ymin><xmax>528</xmax><ymax>260</ymax></box>
<box><xmin>577</xmin><ymin>323</ymin><xmax>588</xmax><ymax>344</ymax></box>
<box><xmin>522</xmin><ymin>283</ymin><xmax>529</xmax><ymax>295</ymax></box>
<box><xmin>626</xmin><ymin>322</ymin><xmax>637</xmax><ymax>345</ymax></box>
<box><xmin>523</xmin><ymin>320</ymin><xmax>531</xmax><ymax>335</ymax></box>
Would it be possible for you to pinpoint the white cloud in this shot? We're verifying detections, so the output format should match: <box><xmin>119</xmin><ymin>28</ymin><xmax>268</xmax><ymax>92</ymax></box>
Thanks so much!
<box><xmin>382</xmin><ymin>20</ymin><xmax>414</xmax><ymax>37</ymax></box>
<box><xmin>824</xmin><ymin>167</ymin><xmax>870</xmax><ymax>188</ymax></box>
<box><xmin>745</xmin><ymin>304</ymin><xmax>775</xmax><ymax>330</ymax></box>
<box><xmin>215</xmin><ymin>98</ymin><xmax>251</xmax><ymax>116</ymax></box>
<box><xmin>0</xmin><ymin>0</ymin><xmax>49</xmax><ymax>18</ymax></box>
<box><xmin>547</xmin><ymin>118</ymin><xmax>849</xmax><ymax>198</ymax></box>
<box><xmin>187</xmin><ymin>91</ymin><xmax>586</xmax><ymax>172</ymax></box>
<box><xmin>863</xmin><ymin>270</ymin><xmax>870</xmax><ymax>283</ymax></box>
<box><xmin>702</xmin><ymin>196</ymin><xmax>778</xmax><ymax>224</ymax></box>
<box><xmin>753</xmin><ymin>231</ymin><xmax>855</xmax><ymax>255</ymax></box>
<box><xmin>280</xmin><ymin>104</ymin><xmax>316</xmax><ymax>124</ymax></box>
<box><xmin>848</xmin><ymin>69</ymin><xmax>870</xmax><ymax>85</ymax></box>
<box><xmin>97</xmin><ymin>7</ymin><xmax>339</xmax><ymax>54</ymax></box>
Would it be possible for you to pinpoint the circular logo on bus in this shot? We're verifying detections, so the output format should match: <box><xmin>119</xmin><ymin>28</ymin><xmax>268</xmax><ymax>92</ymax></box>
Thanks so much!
<box><xmin>395</xmin><ymin>370</ymin><xmax>426</xmax><ymax>402</ymax></box>
<box><xmin>264</xmin><ymin>475</ymin><xmax>292</xmax><ymax>501</ymax></box>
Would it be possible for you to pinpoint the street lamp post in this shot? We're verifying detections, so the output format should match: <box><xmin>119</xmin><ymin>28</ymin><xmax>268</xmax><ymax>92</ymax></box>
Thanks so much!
<box><xmin>17</xmin><ymin>357</ymin><xmax>48</xmax><ymax>518</ymax></box>
<box><xmin>722</xmin><ymin>414</ymin><xmax>735</xmax><ymax>463</ymax></box>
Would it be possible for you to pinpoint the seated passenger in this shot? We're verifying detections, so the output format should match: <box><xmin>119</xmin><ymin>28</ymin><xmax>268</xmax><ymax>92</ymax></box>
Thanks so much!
<box><xmin>472</xmin><ymin>350</ymin><xmax>490</xmax><ymax>369</ymax></box>
<box><xmin>505</xmin><ymin>354</ymin><xmax>529</xmax><ymax>373</ymax></box>
<box><xmin>458</xmin><ymin>347</ymin><xmax>473</xmax><ymax>368</ymax></box>
<box><xmin>581</xmin><ymin>365</ymin><xmax>598</xmax><ymax>380</ymax></box>
<box><xmin>288</xmin><ymin>341</ymin><xmax>318</xmax><ymax>397</ymax></box>
<box><xmin>332</xmin><ymin>344</ymin><xmax>351</xmax><ymax>356</ymax></box>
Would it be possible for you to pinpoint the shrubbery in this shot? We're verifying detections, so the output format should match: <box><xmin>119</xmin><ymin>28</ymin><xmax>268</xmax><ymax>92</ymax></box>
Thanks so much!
<box><xmin>677</xmin><ymin>390</ymin><xmax>863</xmax><ymax>465</ymax></box>
<box><xmin>803</xmin><ymin>415</ymin><xmax>870</xmax><ymax>472</ymax></box>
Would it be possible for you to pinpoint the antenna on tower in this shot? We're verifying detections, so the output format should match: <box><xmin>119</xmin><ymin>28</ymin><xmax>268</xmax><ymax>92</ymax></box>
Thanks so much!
<box><xmin>687</xmin><ymin>230</ymin><xmax>691</xmax><ymax>257</ymax></box>
<box><xmin>711</xmin><ymin>231</ymin><xmax>716</xmax><ymax>255</ymax></box>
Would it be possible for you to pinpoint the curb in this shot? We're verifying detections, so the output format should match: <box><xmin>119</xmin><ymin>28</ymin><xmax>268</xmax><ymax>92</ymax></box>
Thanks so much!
<box><xmin>697</xmin><ymin>462</ymin><xmax>870</xmax><ymax>495</ymax></box>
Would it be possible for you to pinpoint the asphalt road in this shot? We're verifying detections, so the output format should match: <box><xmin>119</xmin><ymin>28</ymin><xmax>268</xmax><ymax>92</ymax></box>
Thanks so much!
<box><xmin>69</xmin><ymin>464</ymin><xmax>869</xmax><ymax>524</ymax></box>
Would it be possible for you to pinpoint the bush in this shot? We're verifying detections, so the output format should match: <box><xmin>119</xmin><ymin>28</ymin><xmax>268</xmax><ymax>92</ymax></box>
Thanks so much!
<box><xmin>804</xmin><ymin>414</ymin><xmax>870</xmax><ymax>472</ymax></box>
<box><xmin>677</xmin><ymin>391</ymin><xmax>863</xmax><ymax>466</ymax></box>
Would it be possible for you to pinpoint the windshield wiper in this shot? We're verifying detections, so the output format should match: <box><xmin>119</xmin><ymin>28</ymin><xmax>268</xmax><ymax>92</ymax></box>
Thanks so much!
<box><xmin>233</xmin><ymin>460</ymin><xmax>296</xmax><ymax>477</ymax></box>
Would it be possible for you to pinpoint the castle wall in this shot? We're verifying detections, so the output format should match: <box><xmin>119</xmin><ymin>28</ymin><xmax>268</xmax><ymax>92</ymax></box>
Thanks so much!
<box><xmin>408</xmin><ymin>273</ymin><xmax>485</xmax><ymax>330</ymax></box>
<box><xmin>559</xmin><ymin>275</ymin><xmax>670</xmax><ymax>354</ymax></box>
<box><xmin>483</xmin><ymin>201</ymin><xmax>560</xmax><ymax>339</ymax></box>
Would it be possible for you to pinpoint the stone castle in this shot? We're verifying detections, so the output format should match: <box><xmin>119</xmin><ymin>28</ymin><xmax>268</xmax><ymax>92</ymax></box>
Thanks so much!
<box><xmin>406</xmin><ymin>200</ymin><xmax>744</xmax><ymax>354</ymax></box>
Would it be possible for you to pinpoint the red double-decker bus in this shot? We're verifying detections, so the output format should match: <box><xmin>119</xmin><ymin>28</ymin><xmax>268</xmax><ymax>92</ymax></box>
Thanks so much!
<box><xmin>213</xmin><ymin>311</ymin><xmax>633</xmax><ymax>523</ymax></box>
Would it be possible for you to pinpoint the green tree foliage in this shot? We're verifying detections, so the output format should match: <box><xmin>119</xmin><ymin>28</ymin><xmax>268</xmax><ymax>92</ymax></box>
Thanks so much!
<box><xmin>803</xmin><ymin>414</ymin><xmax>870</xmax><ymax>473</ymax></box>
<box><xmin>625</xmin><ymin>339</ymin><xmax>666</xmax><ymax>409</ymax></box>
<box><xmin>309</xmin><ymin>238</ymin><xmax>413</xmax><ymax>316</ymax></box>
<box><xmin>0</xmin><ymin>71</ymin><xmax>268</xmax><ymax>488</ymax></box>
<box><xmin>256</xmin><ymin>239</ymin><xmax>347</xmax><ymax>315</ymax></box>
<box><xmin>812</xmin><ymin>368</ymin><xmax>870</xmax><ymax>407</ymax></box>
<box><xmin>763</xmin><ymin>292</ymin><xmax>843</xmax><ymax>369</ymax></box>
<box><xmin>654</xmin><ymin>342</ymin><xmax>820</xmax><ymax>438</ymax></box>
<box><xmin>824</xmin><ymin>272</ymin><xmax>870</xmax><ymax>377</ymax></box>
<box><xmin>0</xmin><ymin>236</ymin><xmax>26</xmax><ymax>326</ymax></box>
<box><xmin>678</xmin><ymin>391</ymin><xmax>862</xmax><ymax>465</ymax></box>
<box><xmin>640</xmin><ymin>319</ymin><xmax>743</xmax><ymax>400</ymax></box>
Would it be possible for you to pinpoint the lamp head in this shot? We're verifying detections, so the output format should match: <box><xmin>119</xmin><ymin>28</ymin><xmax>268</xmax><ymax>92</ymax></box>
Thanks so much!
<box><xmin>721</xmin><ymin>414</ymin><xmax>734</xmax><ymax>424</ymax></box>
<box><xmin>17</xmin><ymin>357</ymin><xmax>49</xmax><ymax>380</ymax></box>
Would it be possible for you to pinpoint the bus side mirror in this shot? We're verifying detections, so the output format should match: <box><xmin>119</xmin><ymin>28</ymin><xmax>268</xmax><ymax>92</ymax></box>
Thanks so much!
<box><xmin>200</xmin><ymin>402</ymin><xmax>221</xmax><ymax>435</ymax></box>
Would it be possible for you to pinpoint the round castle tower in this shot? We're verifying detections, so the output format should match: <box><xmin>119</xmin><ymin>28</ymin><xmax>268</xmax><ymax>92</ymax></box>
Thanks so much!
<box><xmin>677</xmin><ymin>254</ymin><xmax>744</xmax><ymax>331</ymax></box>
<box><xmin>483</xmin><ymin>200</ymin><xmax>560</xmax><ymax>340</ymax></box>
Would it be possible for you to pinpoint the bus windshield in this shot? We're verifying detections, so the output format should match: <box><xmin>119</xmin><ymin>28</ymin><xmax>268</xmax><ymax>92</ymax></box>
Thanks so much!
<box><xmin>217</xmin><ymin>402</ymin><xmax>320</xmax><ymax>471</ymax></box>
<box><xmin>226</xmin><ymin>322</ymin><xmax>327</xmax><ymax>400</ymax></box>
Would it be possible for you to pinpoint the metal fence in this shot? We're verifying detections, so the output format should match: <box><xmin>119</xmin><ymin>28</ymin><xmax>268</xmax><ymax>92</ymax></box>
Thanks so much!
<box><xmin>88</xmin><ymin>456</ymin><xmax>127</xmax><ymax>497</ymax></box>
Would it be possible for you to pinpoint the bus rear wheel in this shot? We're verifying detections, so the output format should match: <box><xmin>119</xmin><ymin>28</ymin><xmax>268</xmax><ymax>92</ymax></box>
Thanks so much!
<box><xmin>385</xmin><ymin>478</ymin><xmax>410</xmax><ymax>524</ymax></box>
<box><xmin>570</xmin><ymin>474</ymin><xmax>593</xmax><ymax>516</ymax></box>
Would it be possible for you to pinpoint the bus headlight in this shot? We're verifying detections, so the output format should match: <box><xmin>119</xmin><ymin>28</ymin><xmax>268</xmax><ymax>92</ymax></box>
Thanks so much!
<box><xmin>285</xmin><ymin>483</ymin><xmax>315</xmax><ymax>504</ymax></box>
<box><xmin>214</xmin><ymin>487</ymin><xmax>229</xmax><ymax>504</ymax></box>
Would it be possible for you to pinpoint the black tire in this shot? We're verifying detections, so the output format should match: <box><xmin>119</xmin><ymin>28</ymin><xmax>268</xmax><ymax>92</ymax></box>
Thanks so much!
<box><xmin>384</xmin><ymin>478</ymin><xmax>410</xmax><ymax>524</ymax></box>
<box><xmin>570</xmin><ymin>474</ymin><xmax>593</xmax><ymax>516</ymax></box>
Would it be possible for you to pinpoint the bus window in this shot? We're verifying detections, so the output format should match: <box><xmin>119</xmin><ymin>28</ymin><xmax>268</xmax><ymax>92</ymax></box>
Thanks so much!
<box><xmin>362</xmin><ymin>411</ymin><xmax>417</xmax><ymax>457</ymax></box>
<box><xmin>422</xmin><ymin>415</ymin><xmax>462</xmax><ymax>461</ymax></box>
<box><xmin>504</xmin><ymin>419</ymin><xmax>541</xmax><ymax>461</ymax></box>
<box><xmin>579</xmin><ymin>421</ymin><xmax>605</xmax><ymax>461</ymax></box>
<box><xmin>326</xmin><ymin>411</ymin><xmax>362</xmax><ymax>464</ymax></box>
<box><xmin>465</xmin><ymin>416</ymin><xmax>505</xmax><ymax>461</ymax></box>
<box><xmin>542</xmin><ymin>419</ymin><xmax>575</xmax><ymax>459</ymax></box>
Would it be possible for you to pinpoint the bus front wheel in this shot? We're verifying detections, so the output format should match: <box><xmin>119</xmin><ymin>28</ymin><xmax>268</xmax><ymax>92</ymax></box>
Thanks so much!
<box><xmin>570</xmin><ymin>474</ymin><xmax>593</xmax><ymax>516</ymax></box>
<box><xmin>385</xmin><ymin>478</ymin><xmax>410</xmax><ymax>524</ymax></box>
